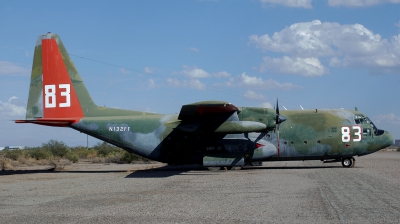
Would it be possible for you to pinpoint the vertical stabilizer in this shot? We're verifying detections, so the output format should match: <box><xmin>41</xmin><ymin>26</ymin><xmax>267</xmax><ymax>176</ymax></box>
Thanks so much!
<box><xmin>25</xmin><ymin>33</ymin><xmax>97</xmax><ymax>120</ymax></box>
<box><xmin>19</xmin><ymin>32</ymin><xmax>143</xmax><ymax>127</ymax></box>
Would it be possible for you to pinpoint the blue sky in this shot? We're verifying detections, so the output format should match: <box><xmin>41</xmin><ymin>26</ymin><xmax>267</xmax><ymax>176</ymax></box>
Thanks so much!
<box><xmin>1</xmin><ymin>0</ymin><xmax>399</xmax><ymax>147</ymax></box>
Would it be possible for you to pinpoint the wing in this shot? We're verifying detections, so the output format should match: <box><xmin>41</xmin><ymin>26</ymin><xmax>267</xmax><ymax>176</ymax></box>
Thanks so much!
<box><xmin>170</xmin><ymin>101</ymin><xmax>267</xmax><ymax>134</ymax></box>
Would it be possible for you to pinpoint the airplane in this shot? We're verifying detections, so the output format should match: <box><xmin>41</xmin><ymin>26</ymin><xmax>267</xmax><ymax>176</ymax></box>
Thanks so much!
<box><xmin>16</xmin><ymin>33</ymin><xmax>394</xmax><ymax>170</ymax></box>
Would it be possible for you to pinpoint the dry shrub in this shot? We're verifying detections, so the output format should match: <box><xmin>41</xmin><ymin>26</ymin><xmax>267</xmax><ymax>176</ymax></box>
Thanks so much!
<box><xmin>18</xmin><ymin>157</ymin><xmax>41</xmax><ymax>166</ymax></box>
<box><xmin>91</xmin><ymin>157</ymin><xmax>105</xmax><ymax>163</ymax></box>
<box><xmin>10</xmin><ymin>160</ymin><xmax>19</xmax><ymax>167</ymax></box>
<box><xmin>34</xmin><ymin>159</ymin><xmax>52</xmax><ymax>166</ymax></box>
<box><xmin>105</xmin><ymin>155</ymin><xmax>122</xmax><ymax>163</ymax></box>
<box><xmin>17</xmin><ymin>157</ymin><xmax>29</xmax><ymax>165</ymax></box>
<box><xmin>87</xmin><ymin>150</ymin><xmax>98</xmax><ymax>159</ymax></box>
<box><xmin>1</xmin><ymin>159</ymin><xmax>14</xmax><ymax>171</ymax></box>
<box><xmin>51</xmin><ymin>159</ymin><xmax>72</xmax><ymax>171</ymax></box>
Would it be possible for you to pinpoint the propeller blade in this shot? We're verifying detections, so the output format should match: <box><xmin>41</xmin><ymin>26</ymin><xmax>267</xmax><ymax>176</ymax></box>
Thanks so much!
<box><xmin>275</xmin><ymin>98</ymin><xmax>287</xmax><ymax>126</ymax></box>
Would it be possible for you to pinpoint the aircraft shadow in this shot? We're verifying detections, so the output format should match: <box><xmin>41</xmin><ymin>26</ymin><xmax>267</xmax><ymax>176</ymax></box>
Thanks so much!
<box><xmin>125</xmin><ymin>165</ymin><xmax>210</xmax><ymax>178</ymax></box>
<box><xmin>0</xmin><ymin>168</ymin><xmax>132</xmax><ymax>176</ymax></box>
<box><xmin>0</xmin><ymin>165</ymin><xmax>209</xmax><ymax>178</ymax></box>
<box><xmin>0</xmin><ymin>165</ymin><xmax>351</xmax><ymax>177</ymax></box>
<box><xmin>125</xmin><ymin>165</ymin><xmax>347</xmax><ymax>178</ymax></box>
<box><xmin>0</xmin><ymin>168</ymin><xmax>56</xmax><ymax>176</ymax></box>
<box><xmin>245</xmin><ymin>165</ymin><xmax>343</xmax><ymax>170</ymax></box>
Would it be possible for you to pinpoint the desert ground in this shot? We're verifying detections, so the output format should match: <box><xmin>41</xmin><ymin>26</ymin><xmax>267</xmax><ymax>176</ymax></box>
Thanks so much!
<box><xmin>1</xmin><ymin>151</ymin><xmax>399</xmax><ymax>223</ymax></box>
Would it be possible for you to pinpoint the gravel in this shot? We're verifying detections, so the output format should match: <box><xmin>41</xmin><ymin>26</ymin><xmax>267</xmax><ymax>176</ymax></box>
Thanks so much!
<box><xmin>1</xmin><ymin>152</ymin><xmax>399</xmax><ymax>223</ymax></box>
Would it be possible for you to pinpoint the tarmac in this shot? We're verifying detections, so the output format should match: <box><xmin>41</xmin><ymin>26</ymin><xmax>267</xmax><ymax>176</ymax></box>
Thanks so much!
<box><xmin>1</xmin><ymin>152</ymin><xmax>399</xmax><ymax>223</ymax></box>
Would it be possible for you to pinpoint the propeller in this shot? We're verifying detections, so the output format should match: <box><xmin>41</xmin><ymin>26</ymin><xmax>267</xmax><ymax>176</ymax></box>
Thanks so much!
<box><xmin>275</xmin><ymin>99</ymin><xmax>287</xmax><ymax>128</ymax></box>
<box><xmin>275</xmin><ymin>98</ymin><xmax>286</xmax><ymax>157</ymax></box>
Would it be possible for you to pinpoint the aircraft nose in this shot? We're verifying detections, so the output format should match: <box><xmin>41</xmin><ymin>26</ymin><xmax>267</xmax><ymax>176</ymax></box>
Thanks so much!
<box><xmin>383</xmin><ymin>130</ymin><xmax>394</xmax><ymax>148</ymax></box>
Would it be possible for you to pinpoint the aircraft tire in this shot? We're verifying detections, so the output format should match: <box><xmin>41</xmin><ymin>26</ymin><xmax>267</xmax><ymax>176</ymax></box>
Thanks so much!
<box><xmin>341</xmin><ymin>157</ymin><xmax>353</xmax><ymax>168</ymax></box>
<box><xmin>350</xmin><ymin>157</ymin><xmax>355</xmax><ymax>168</ymax></box>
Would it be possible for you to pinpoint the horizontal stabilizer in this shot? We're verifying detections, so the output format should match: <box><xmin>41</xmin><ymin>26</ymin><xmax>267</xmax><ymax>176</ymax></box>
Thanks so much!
<box><xmin>15</xmin><ymin>118</ymin><xmax>79</xmax><ymax>127</ymax></box>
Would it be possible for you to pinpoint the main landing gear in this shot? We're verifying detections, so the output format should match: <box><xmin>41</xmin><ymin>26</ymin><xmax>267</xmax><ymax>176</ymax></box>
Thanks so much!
<box><xmin>341</xmin><ymin>157</ymin><xmax>355</xmax><ymax>168</ymax></box>
<box><xmin>206</xmin><ymin>166</ymin><xmax>243</xmax><ymax>171</ymax></box>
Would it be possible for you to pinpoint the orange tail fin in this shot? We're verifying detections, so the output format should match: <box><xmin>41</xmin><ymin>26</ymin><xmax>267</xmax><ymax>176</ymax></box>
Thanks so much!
<box><xmin>41</xmin><ymin>37</ymin><xmax>84</xmax><ymax>119</ymax></box>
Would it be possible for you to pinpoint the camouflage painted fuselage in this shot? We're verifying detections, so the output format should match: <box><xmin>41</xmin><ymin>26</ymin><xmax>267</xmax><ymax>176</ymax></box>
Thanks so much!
<box><xmin>71</xmin><ymin>106</ymin><xmax>393</xmax><ymax>166</ymax></box>
<box><xmin>17</xmin><ymin>33</ymin><xmax>393</xmax><ymax>168</ymax></box>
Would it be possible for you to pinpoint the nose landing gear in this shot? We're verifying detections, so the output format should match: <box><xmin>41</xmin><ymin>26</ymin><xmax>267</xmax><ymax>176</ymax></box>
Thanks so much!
<box><xmin>341</xmin><ymin>157</ymin><xmax>355</xmax><ymax>168</ymax></box>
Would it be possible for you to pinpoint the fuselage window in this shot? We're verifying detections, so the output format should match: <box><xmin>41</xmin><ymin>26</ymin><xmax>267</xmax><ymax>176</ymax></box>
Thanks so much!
<box><xmin>363</xmin><ymin>128</ymin><xmax>371</xmax><ymax>136</ymax></box>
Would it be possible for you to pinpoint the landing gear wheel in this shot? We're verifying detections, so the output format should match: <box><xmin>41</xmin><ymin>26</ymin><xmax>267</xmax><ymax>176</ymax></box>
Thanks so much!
<box><xmin>350</xmin><ymin>157</ymin><xmax>355</xmax><ymax>168</ymax></box>
<box><xmin>341</xmin><ymin>157</ymin><xmax>354</xmax><ymax>168</ymax></box>
<box><xmin>207</xmin><ymin>167</ymin><xmax>221</xmax><ymax>171</ymax></box>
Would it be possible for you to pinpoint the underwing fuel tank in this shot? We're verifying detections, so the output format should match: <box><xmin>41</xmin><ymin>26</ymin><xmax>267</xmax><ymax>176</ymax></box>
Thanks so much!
<box><xmin>214</xmin><ymin>121</ymin><xmax>266</xmax><ymax>133</ymax></box>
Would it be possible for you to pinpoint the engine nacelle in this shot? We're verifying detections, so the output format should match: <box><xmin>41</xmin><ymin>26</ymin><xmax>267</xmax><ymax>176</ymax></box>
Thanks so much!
<box><xmin>250</xmin><ymin>141</ymin><xmax>277</xmax><ymax>161</ymax></box>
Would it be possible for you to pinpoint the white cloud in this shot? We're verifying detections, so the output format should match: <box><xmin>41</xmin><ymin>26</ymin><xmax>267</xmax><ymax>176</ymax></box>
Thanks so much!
<box><xmin>260</xmin><ymin>0</ymin><xmax>312</xmax><ymax>8</ymax></box>
<box><xmin>243</xmin><ymin>90</ymin><xmax>268</xmax><ymax>101</ymax></box>
<box><xmin>180</xmin><ymin>66</ymin><xmax>211</xmax><ymax>78</ymax></box>
<box><xmin>396</xmin><ymin>21</ymin><xmax>400</xmax><ymax>27</ymax></box>
<box><xmin>218</xmin><ymin>72</ymin><xmax>302</xmax><ymax>90</ymax></box>
<box><xmin>0</xmin><ymin>61</ymin><xmax>30</xmax><ymax>76</ymax></box>
<box><xmin>249</xmin><ymin>20</ymin><xmax>400</xmax><ymax>74</ymax></box>
<box><xmin>242</xmin><ymin>91</ymin><xmax>274</xmax><ymax>108</ymax></box>
<box><xmin>167</xmin><ymin>78</ymin><xmax>206</xmax><ymax>90</ymax></box>
<box><xmin>189</xmin><ymin>47</ymin><xmax>199</xmax><ymax>52</ymax></box>
<box><xmin>260</xmin><ymin>102</ymin><xmax>274</xmax><ymax>109</ymax></box>
<box><xmin>179</xmin><ymin>66</ymin><xmax>231</xmax><ymax>79</ymax></box>
<box><xmin>213</xmin><ymin>71</ymin><xmax>231</xmax><ymax>78</ymax></box>
<box><xmin>239</xmin><ymin>73</ymin><xmax>262</xmax><ymax>85</ymax></box>
<box><xmin>119</xmin><ymin>68</ymin><xmax>130</xmax><ymax>75</ymax></box>
<box><xmin>187</xmin><ymin>79</ymin><xmax>206</xmax><ymax>90</ymax></box>
<box><xmin>259</xmin><ymin>56</ymin><xmax>328</xmax><ymax>76</ymax></box>
<box><xmin>238</xmin><ymin>73</ymin><xmax>302</xmax><ymax>90</ymax></box>
<box><xmin>328</xmin><ymin>0</ymin><xmax>400</xmax><ymax>7</ymax></box>
<box><xmin>167</xmin><ymin>78</ymin><xmax>181</xmax><ymax>87</ymax></box>
<box><xmin>249</xmin><ymin>20</ymin><xmax>339</xmax><ymax>57</ymax></box>
<box><xmin>144</xmin><ymin>67</ymin><xmax>155</xmax><ymax>74</ymax></box>
<box><xmin>148</xmin><ymin>79</ymin><xmax>155</xmax><ymax>88</ymax></box>
<box><xmin>0</xmin><ymin>96</ymin><xmax>26</xmax><ymax>117</ymax></box>
<box><xmin>373</xmin><ymin>113</ymin><xmax>400</xmax><ymax>125</ymax></box>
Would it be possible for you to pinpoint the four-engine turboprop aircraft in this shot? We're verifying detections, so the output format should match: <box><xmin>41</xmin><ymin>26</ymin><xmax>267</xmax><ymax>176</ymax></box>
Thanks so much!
<box><xmin>16</xmin><ymin>33</ymin><xmax>394</xmax><ymax>170</ymax></box>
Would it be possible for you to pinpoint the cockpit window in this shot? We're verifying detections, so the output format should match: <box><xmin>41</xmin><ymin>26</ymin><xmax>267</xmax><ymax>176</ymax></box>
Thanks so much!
<box><xmin>354</xmin><ymin>114</ymin><xmax>366</xmax><ymax>124</ymax></box>
<box><xmin>355</xmin><ymin>114</ymin><xmax>383</xmax><ymax>136</ymax></box>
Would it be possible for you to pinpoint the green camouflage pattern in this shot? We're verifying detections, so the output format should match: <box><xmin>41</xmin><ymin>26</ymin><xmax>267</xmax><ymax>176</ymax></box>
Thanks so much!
<box><xmin>19</xmin><ymin>33</ymin><xmax>394</xmax><ymax>168</ymax></box>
